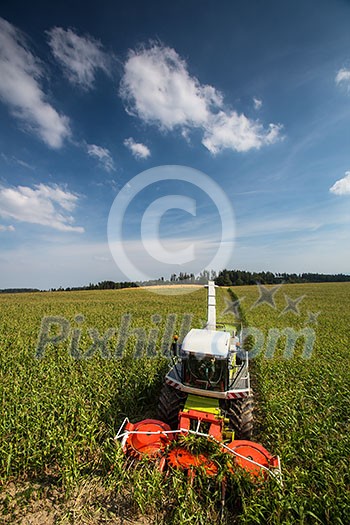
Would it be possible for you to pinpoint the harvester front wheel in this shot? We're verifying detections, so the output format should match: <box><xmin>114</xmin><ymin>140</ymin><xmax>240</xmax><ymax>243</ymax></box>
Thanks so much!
<box><xmin>222</xmin><ymin>395</ymin><xmax>254</xmax><ymax>440</ymax></box>
<box><xmin>157</xmin><ymin>383</ymin><xmax>187</xmax><ymax>429</ymax></box>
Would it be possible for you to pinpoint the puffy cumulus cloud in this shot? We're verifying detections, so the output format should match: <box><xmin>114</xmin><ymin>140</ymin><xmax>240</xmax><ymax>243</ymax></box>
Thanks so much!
<box><xmin>120</xmin><ymin>44</ymin><xmax>223</xmax><ymax>130</ymax></box>
<box><xmin>0</xmin><ymin>17</ymin><xmax>70</xmax><ymax>148</ymax></box>
<box><xmin>329</xmin><ymin>171</ymin><xmax>350</xmax><ymax>195</ymax></box>
<box><xmin>0</xmin><ymin>183</ymin><xmax>84</xmax><ymax>232</ymax></box>
<box><xmin>203</xmin><ymin>112</ymin><xmax>282</xmax><ymax>154</ymax></box>
<box><xmin>119</xmin><ymin>43</ymin><xmax>282</xmax><ymax>154</ymax></box>
<box><xmin>335</xmin><ymin>68</ymin><xmax>350</xmax><ymax>86</ymax></box>
<box><xmin>123</xmin><ymin>137</ymin><xmax>151</xmax><ymax>159</ymax></box>
<box><xmin>47</xmin><ymin>27</ymin><xmax>112</xmax><ymax>90</ymax></box>
<box><xmin>86</xmin><ymin>144</ymin><xmax>115</xmax><ymax>172</ymax></box>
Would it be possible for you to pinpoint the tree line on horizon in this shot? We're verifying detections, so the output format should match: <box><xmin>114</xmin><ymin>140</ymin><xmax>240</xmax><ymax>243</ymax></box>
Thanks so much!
<box><xmin>1</xmin><ymin>269</ymin><xmax>349</xmax><ymax>293</ymax></box>
<box><xmin>44</xmin><ymin>269</ymin><xmax>350</xmax><ymax>290</ymax></box>
<box><xmin>214</xmin><ymin>269</ymin><xmax>350</xmax><ymax>286</ymax></box>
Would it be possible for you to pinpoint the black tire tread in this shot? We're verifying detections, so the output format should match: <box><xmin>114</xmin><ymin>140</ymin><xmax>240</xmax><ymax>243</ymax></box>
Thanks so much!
<box><xmin>221</xmin><ymin>395</ymin><xmax>254</xmax><ymax>440</ymax></box>
<box><xmin>157</xmin><ymin>383</ymin><xmax>187</xmax><ymax>429</ymax></box>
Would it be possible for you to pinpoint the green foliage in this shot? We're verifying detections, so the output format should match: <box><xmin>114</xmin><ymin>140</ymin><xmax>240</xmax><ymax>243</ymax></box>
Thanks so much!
<box><xmin>0</xmin><ymin>289</ymin><xmax>204</xmax><ymax>486</ymax></box>
<box><xmin>0</xmin><ymin>283</ymin><xmax>349</xmax><ymax>523</ymax></box>
<box><xmin>215</xmin><ymin>269</ymin><xmax>350</xmax><ymax>286</ymax></box>
<box><xmin>234</xmin><ymin>282</ymin><xmax>350</xmax><ymax>524</ymax></box>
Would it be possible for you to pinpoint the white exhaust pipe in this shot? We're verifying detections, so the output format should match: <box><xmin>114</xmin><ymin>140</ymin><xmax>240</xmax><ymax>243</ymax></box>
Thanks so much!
<box><xmin>205</xmin><ymin>280</ymin><xmax>216</xmax><ymax>330</ymax></box>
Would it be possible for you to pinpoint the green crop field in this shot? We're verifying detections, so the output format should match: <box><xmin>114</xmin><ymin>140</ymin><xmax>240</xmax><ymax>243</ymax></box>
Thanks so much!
<box><xmin>0</xmin><ymin>283</ymin><xmax>349</xmax><ymax>524</ymax></box>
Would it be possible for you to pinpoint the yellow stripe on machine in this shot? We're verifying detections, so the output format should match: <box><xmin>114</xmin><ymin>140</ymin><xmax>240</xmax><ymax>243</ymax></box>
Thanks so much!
<box><xmin>183</xmin><ymin>394</ymin><xmax>221</xmax><ymax>415</ymax></box>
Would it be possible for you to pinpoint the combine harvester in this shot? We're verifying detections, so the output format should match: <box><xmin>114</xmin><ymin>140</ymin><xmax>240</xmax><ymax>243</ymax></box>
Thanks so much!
<box><xmin>116</xmin><ymin>282</ymin><xmax>281</xmax><ymax>483</ymax></box>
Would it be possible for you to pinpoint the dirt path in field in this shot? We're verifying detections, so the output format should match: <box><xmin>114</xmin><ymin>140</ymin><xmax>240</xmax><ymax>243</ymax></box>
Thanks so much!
<box><xmin>0</xmin><ymin>479</ymin><xmax>152</xmax><ymax>525</ymax></box>
<box><xmin>125</xmin><ymin>284</ymin><xmax>202</xmax><ymax>292</ymax></box>
<box><xmin>138</xmin><ymin>284</ymin><xmax>201</xmax><ymax>289</ymax></box>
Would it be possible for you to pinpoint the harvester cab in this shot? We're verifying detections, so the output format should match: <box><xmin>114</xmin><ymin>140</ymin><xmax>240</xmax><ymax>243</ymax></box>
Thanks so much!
<box><xmin>179</xmin><ymin>329</ymin><xmax>238</xmax><ymax>391</ymax></box>
<box><xmin>115</xmin><ymin>281</ymin><xmax>282</xmax><ymax>485</ymax></box>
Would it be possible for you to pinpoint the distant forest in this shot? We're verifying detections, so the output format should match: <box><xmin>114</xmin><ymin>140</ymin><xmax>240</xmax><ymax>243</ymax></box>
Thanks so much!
<box><xmin>1</xmin><ymin>269</ymin><xmax>349</xmax><ymax>293</ymax></box>
<box><xmin>214</xmin><ymin>269</ymin><xmax>350</xmax><ymax>286</ymax></box>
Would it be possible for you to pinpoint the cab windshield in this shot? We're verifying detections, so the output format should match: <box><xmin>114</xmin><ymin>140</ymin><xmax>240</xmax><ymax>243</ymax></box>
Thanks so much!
<box><xmin>182</xmin><ymin>352</ymin><xmax>227</xmax><ymax>391</ymax></box>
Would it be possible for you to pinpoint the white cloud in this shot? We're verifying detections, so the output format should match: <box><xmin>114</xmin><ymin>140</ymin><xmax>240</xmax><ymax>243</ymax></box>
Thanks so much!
<box><xmin>119</xmin><ymin>43</ymin><xmax>282</xmax><ymax>154</ymax></box>
<box><xmin>335</xmin><ymin>68</ymin><xmax>350</xmax><ymax>86</ymax></box>
<box><xmin>0</xmin><ymin>17</ymin><xmax>70</xmax><ymax>148</ymax></box>
<box><xmin>203</xmin><ymin>112</ymin><xmax>282</xmax><ymax>154</ymax></box>
<box><xmin>0</xmin><ymin>183</ymin><xmax>84</xmax><ymax>232</ymax></box>
<box><xmin>47</xmin><ymin>27</ymin><xmax>111</xmax><ymax>90</ymax></box>
<box><xmin>0</xmin><ymin>224</ymin><xmax>15</xmax><ymax>232</ymax></box>
<box><xmin>124</xmin><ymin>137</ymin><xmax>151</xmax><ymax>159</ymax></box>
<box><xmin>329</xmin><ymin>171</ymin><xmax>350</xmax><ymax>195</ymax></box>
<box><xmin>120</xmin><ymin>45</ymin><xmax>222</xmax><ymax>130</ymax></box>
<box><xmin>253</xmin><ymin>97</ymin><xmax>262</xmax><ymax>110</ymax></box>
<box><xmin>86</xmin><ymin>144</ymin><xmax>115</xmax><ymax>172</ymax></box>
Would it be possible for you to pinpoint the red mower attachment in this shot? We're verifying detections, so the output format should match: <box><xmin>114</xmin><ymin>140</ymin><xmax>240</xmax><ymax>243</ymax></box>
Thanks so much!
<box><xmin>178</xmin><ymin>409</ymin><xmax>223</xmax><ymax>441</ymax></box>
<box><xmin>224</xmin><ymin>440</ymin><xmax>280</xmax><ymax>479</ymax></box>
<box><xmin>115</xmin><ymin>416</ymin><xmax>282</xmax><ymax>484</ymax></box>
<box><xmin>122</xmin><ymin>419</ymin><xmax>174</xmax><ymax>459</ymax></box>
<box><xmin>167</xmin><ymin>447</ymin><xmax>218</xmax><ymax>477</ymax></box>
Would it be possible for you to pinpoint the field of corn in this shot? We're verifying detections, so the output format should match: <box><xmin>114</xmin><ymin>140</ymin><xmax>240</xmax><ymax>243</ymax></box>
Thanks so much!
<box><xmin>0</xmin><ymin>282</ymin><xmax>349</xmax><ymax>524</ymax></box>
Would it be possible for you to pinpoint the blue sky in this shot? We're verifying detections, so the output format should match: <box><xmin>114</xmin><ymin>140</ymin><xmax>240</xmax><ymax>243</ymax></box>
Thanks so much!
<box><xmin>0</xmin><ymin>0</ymin><xmax>350</xmax><ymax>289</ymax></box>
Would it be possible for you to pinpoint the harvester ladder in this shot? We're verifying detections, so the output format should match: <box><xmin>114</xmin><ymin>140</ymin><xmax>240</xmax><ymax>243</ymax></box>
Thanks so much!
<box><xmin>205</xmin><ymin>280</ymin><xmax>216</xmax><ymax>330</ymax></box>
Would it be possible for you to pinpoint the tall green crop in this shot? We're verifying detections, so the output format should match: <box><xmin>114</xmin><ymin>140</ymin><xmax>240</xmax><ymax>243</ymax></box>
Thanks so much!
<box><xmin>0</xmin><ymin>283</ymin><xmax>349</xmax><ymax>524</ymax></box>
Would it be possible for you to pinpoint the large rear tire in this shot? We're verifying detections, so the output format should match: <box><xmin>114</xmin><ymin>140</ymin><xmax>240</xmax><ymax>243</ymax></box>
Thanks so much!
<box><xmin>221</xmin><ymin>394</ymin><xmax>254</xmax><ymax>440</ymax></box>
<box><xmin>157</xmin><ymin>383</ymin><xmax>187</xmax><ymax>429</ymax></box>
